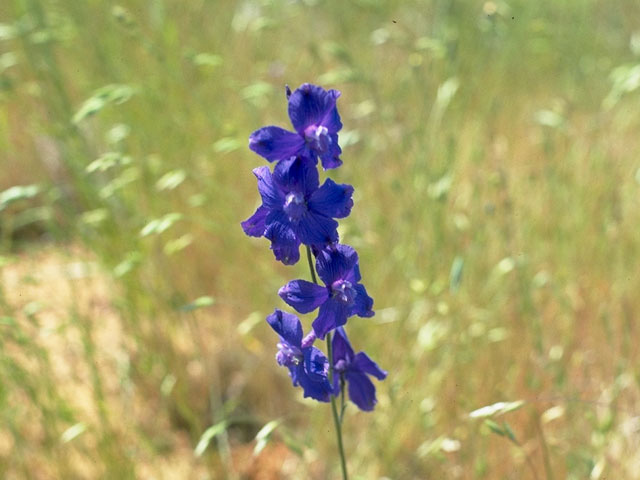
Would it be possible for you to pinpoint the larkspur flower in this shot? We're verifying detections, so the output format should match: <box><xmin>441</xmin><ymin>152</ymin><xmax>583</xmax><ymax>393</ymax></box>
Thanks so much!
<box><xmin>266</xmin><ymin>309</ymin><xmax>335</xmax><ymax>402</ymax></box>
<box><xmin>249</xmin><ymin>83</ymin><xmax>343</xmax><ymax>170</ymax></box>
<box><xmin>245</xmin><ymin>82</ymin><xmax>385</xmax><ymax>480</ymax></box>
<box><xmin>241</xmin><ymin>156</ymin><xmax>354</xmax><ymax>265</ymax></box>
<box><xmin>278</xmin><ymin>244</ymin><xmax>374</xmax><ymax>339</ymax></box>
<box><xmin>332</xmin><ymin>327</ymin><xmax>387</xmax><ymax>411</ymax></box>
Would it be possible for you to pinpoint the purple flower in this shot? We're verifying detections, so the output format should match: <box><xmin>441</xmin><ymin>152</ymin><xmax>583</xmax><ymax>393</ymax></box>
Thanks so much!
<box><xmin>249</xmin><ymin>84</ymin><xmax>343</xmax><ymax>170</ymax></box>
<box><xmin>278</xmin><ymin>244</ymin><xmax>374</xmax><ymax>339</ymax></box>
<box><xmin>332</xmin><ymin>327</ymin><xmax>387</xmax><ymax>411</ymax></box>
<box><xmin>266</xmin><ymin>309</ymin><xmax>335</xmax><ymax>402</ymax></box>
<box><xmin>241</xmin><ymin>156</ymin><xmax>354</xmax><ymax>265</ymax></box>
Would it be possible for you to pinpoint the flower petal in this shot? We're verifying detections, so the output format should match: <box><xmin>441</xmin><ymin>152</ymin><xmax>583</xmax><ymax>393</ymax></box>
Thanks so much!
<box><xmin>345</xmin><ymin>370</ymin><xmax>377</xmax><ymax>411</ymax></box>
<box><xmin>249</xmin><ymin>126</ymin><xmax>304</xmax><ymax>162</ymax></box>
<box><xmin>264</xmin><ymin>214</ymin><xmax>300</xmax><ymax>265</ymax></box>
<box><xmin>308</xmin><ymin>178</ymin><xmax>354</xmax><ymax>219</ymax></box>
<box><xmin>296</xmin><ymin>363</ymin><xmax>332</xmax><ymax>402</ymax></box>
<box><xmin>315</xmin><ymin>244</ymin><xmax>359</xmax><ymax>285</ymax></box>
<box><xmin>241</xmin><ymin>205</ymin><xmax>269</xmax><ymax>237</ymax></box>
<box><xmin>353</xmin><ymin>352</ymin><xmax>387</xmax><ymax>380</ymax></box>
<box><xmin>346</xmin><ymin>263</ymin><xmax>362</xmax><ymax>284</ymax></box>
<box><xmin>319</xmin><ymin>134</ymin><xmax>343</xmax><ymax>170</ymax></box>
<box><xmin>312</xmin><ymin>299</ymin><xmax>350</xmax><ymax>339</ymax></box>
<box><xmin>273</xmin><ymin>155</ymin><xmax>319</xmax><ymax>196</ymax></box>
<box><xmin>352</xmin><ymin>283</ymin><xmax>374</xmax><ymax>318</ymax></box>
<box><xmin>304</xmin><ymin>346</ymin><xmax>330</xmax><ymax>383</ymax></box>
<box><xmin>320</xmin><ymin>101</ymin><xmax>343</xmax><ymax>133</ymax></box>
<box><xmin>287</xmin><ymin>364</ymin><xmax>300</xmax><ymax>387</ymax></box>
<box><xmin>296</xmin><ymin>212</ymin><xmax>339</xmax><ymax>246</ymax></box>
<box><xmin>331</xmin><ymin>327</ymin><xmax>354</xmax><ymax>363</ymax></box>
<box><xmin>310</xmin><ymin>243</ymin><xmax>334</xmax><ymax>258</ymax></box>
<box><xmin>266</xmin><ymin>309</ymin><xmax>303</xmax><ymax>347</ymax></box>
<box><xmin>253</xmin><ymin>166</ymin><xmax>283</xmax><ymax>210</ymax></box>
<box><xmin>279</xmin><ymin>280</ymin><xmax>328</xmax><ymax>314</ymax></box>
<box><xmin>301</xmin><ymin>331</ymin><xmax>317</xmax><ymax>349</ymax></box>
<box><xmin>288</xmin><ymin>84</ymin><xmax>341</xmax><ymax>133</ymax></box>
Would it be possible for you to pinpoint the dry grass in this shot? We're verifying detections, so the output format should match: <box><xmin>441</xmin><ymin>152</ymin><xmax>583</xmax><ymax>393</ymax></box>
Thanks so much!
<box><xmin>2</xmin><ymin>0</ymin><xmax>640</xmax><ymax>478</ymax></box>
<box><xmin>0</xmin><ymin>246</ymin><xmax>305</xmax><ymax>479</ymax></box>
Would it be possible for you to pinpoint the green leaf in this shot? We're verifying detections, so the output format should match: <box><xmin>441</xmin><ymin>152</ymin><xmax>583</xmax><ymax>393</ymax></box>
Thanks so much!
<box><xmin>73</xmin><ymin>84</ymin><xmax>137</xmax><ymax>124</ymax></box>
<box><xmin>86</xmin><ymin>152</ymin><xmax>131</xmax><ymax>173</ymax></box>
<box><xmin>503</xmin><ymin>421</ymin><xmax>518</xmax><ymax>443</ymax></box>
<box><xmin>0</xmin><ymin>52</ymin><xmax>18</xmax><ymax>73</ymax></box>
<box><xmin>113</xmin><ymin>252</ymin><xmax>142</xmax><ymax>277</ymax></box>
<box><xmin>164</xmin><ymin>234</ymin><xmax>193</xmax><ymax>255</ymax></box>
<box><xmin>106</xmin><ymin>123</ymin><xmax>131</xmax><ymax>145</ymax></box>
<box><xmin>495</xmin><ymin>257</ymin><xmax>515</xmax><ymax>275</ymax></box>
<box><xmin>469</xmin><ymin>400</ymin><xmax>525</xmax><ymax>418</ymax></box>
<box><xmin>484</xmin><ymin>419</ymin><xmax>505</xmax><ymax>437</ymax></box>
<box><xmin>179</xmin><ymin>296</ymin><xmax>215</xmax><ymax>312</ymax></box>
<box><xmin>242</xmin><ymin>82</ymin><xmax>274</xmax><ymax>105</ymax></box>
<box><xmin>534</xmin><ymin>109</ymin><xmax>565</xmax><ymax>129</ymax></box>
<box><xmin>603</xmin><ymin>63</ymin><xmax>640</xmax><ymax>109</ymax></box>
<box><xmin>339</xmin><ymin>130</ymin><xmax>360</xmax><ymax>148</ymax></box>
<box><xmin>80</xmin><ymin>208</ymin><xmax>109</xmax><ymax>226</ymax></box>
<box><xmin>140</xmin><ymin>213</ymin><xmax>182</xmax><ymax>237</ymax></box>
<box><xmin>61</xmin><ymin>423</ymin><xmax>86</xmax><ymax>443</ymax></box>
<box><xmin>99</xmin><ymin>167</ymin><xmax>139</xmax><ymax>199</ymax></box>
<box><xmin>192</xmin><ymin>53</ymin><xmax>223</xmax><ymax>68</ymax></box>
<box><xmin>449</xmin><ymin>256</ymin><xmax>464</xmax><ymax>293</ymax></box>
<box><xmin>0</xmin><ymin>184</ymin><xmax>40</xmax><ymax>211</ymax></box>
<box><xmin>237</xmin><ymin>311</ymin><xmax>262</xmax><ymax>336</ymax></box>
<box><xmin>414</xmin><ymin>36</ymin><xmax>447</xmax><ymax>58</ymax></box>
<box><xmin>253</xmin><ymin>419</ymin><xmax>281</xmax><ymax>456</ymax></box>
<box><xmin>23</xmin><ymin>301</ymin><xmax>42</xmax><ymax>317</ymax></box>
<box><xmin>0</xmin><ymin>23</ymin><xmax>17</xmax><ymax>40</ymax></box>
<box><xmin>156</xmin><ymin>169</ymin><xmax>186</xmax><ymax>191</ymax></box>
<box><xmin>427</xmin><ymin>175</ymin><xmax>452</xmax><ymax>200</ymax></box>
<box><xmin>160</xmin><ymin>374</ymin><xmax>176</xmax><ymax>397</ymax></box>
<box><xmin>213</xmin><ymin>137</ymin><xmax>242</xmax><ymax>153</ymax></box>
<box><xmin>433</xmin><ymin>77</ymin><xmax>459</xmax><ymax>116</ymax></box>
<box><xmin>194</xmin><ymin>421</ymin><xmax>229</xmax><ymax>457</ymax></box>
<box><xmin>13</xmin><ymin>206</ymin><xmax>51</xmax><ymax>230</ymax></box>
<box><xmin>281</xmin><ymin>430</ymin><xmax>303</xmax><ymax>457</ymax></box>
<box><xmin>317</xmin><ymin>68</ymin><xmax>361</xmax><ymax>85</ymax></box>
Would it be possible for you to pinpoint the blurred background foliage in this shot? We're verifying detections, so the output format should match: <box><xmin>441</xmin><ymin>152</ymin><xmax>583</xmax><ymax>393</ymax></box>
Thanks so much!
<box><xmin>1</xmin><ymin>0</ymin><xmax>640</xmax><ymax>478</ymax></box>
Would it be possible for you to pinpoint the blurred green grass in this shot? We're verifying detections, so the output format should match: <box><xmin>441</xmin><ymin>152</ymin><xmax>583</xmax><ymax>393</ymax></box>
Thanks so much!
<box><xmin>2</xmin><ymin>0</ymin><xmax>640</xmax><ymax>478</ymax></box>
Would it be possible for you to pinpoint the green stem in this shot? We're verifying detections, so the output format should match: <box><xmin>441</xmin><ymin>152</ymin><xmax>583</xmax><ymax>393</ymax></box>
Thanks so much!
<box><xmin>340</xmin><ymin>378</ymin><xmax>347</xmax><ymax>423</ymax></box>
<box><xmin>306</xmin><ymin>245</ymin><xmax>319</xmax><ymax>284</ymax></box>
<box><xmin>305</xmin><ymin>246</ymin><xmax>348</xmax><ymax>480</ymax></box>
<box><xmin>327</xmin><ymin>332</ymin><xmax>348</xmax><ymax>480</ymax></box>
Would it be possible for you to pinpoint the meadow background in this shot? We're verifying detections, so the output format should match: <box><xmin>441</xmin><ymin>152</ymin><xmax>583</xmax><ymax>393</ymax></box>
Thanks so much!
<box><xmin>2</xmin><ymin>0</ymin><xmax>640</xmax><ymax>478</ymax></box>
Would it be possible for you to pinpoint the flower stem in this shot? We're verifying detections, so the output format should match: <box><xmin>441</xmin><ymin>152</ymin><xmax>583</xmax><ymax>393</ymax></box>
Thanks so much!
<box><xmin>305</xmin><ymin>245</ymin><xmax>318</xmax><ymax>284</ymax></box>
<box><xmin>306</xmin><ymin>246</ymin><xmax>348</xmax><ymax>480</ymax></box>
<box><xmin>326</xmin><ymin>332</ymin><xmax>348</xmax><ymax>480</ymax></box>
<box><xmin>340</xmin><ymin>378</ymin><xmax>347</xmax><ymax>423</ymax></box>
